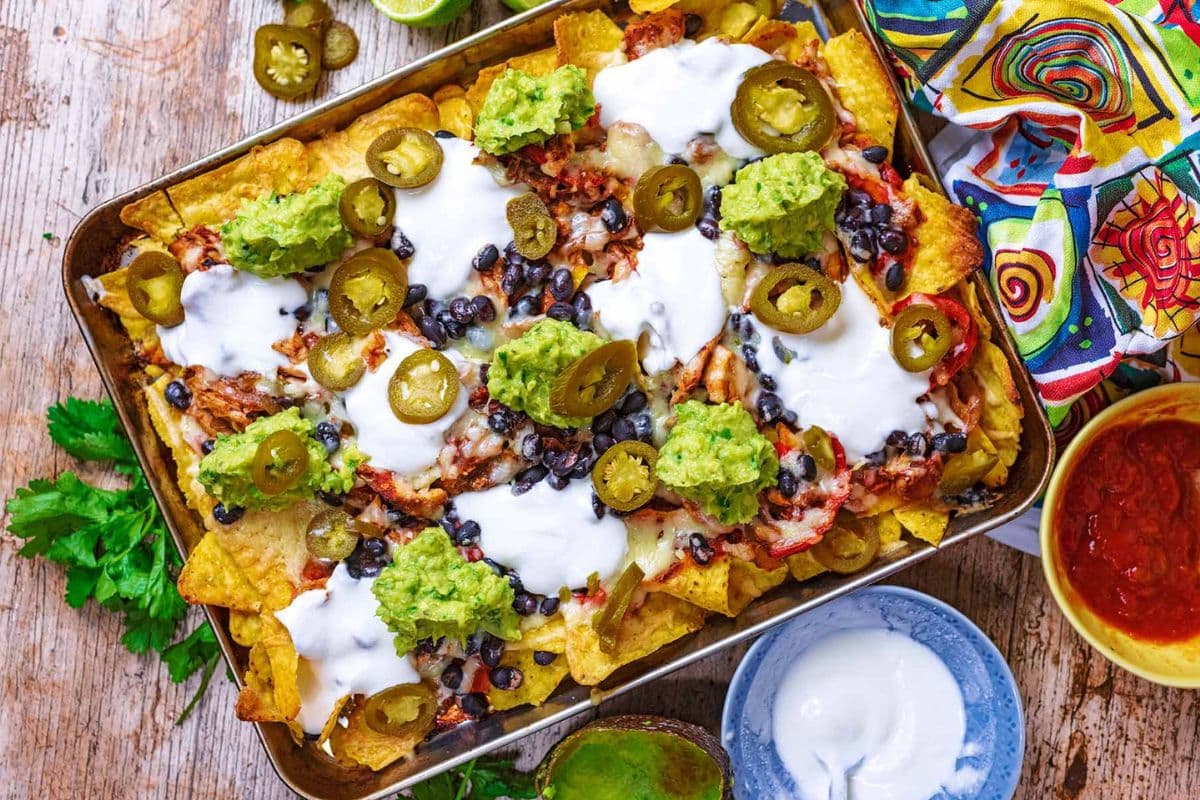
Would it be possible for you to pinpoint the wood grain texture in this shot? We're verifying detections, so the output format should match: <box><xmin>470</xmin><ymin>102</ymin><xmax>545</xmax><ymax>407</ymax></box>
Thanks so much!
<box><xmin>0</xmin><ymin>2</ymin><xmax>1194</xmax><ymax>798</ymax></box>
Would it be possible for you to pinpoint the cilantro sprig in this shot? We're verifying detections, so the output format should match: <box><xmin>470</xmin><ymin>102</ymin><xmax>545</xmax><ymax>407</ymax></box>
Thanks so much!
<box><xmin>6</xmin><ymin>397</ymin><xmax>220</xmax><ymax>719</ymax></box>
<box><xmin>408</xmin><ymin>757</ymin><xmax>537</xmax><ymax>800</ymax></box>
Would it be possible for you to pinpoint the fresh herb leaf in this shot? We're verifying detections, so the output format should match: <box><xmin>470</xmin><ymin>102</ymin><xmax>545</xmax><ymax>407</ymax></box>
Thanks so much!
<box><xmin>47</xmin><ymin>397</ymin><xmax>137</xmax><ymax>469</ymax></box>
<box><xmin>163</xmin><ymin>623</ymin><xmax>220</xmax><ymax>683</ymax></box>
<box><xmin>42</xmin><ymin>231</ymin><xmax>54</xmax><ymax>240</ymax></box>
<box><xmin>405</xmin><ymin>757</ymin><xmax>536</xmax><ymax>800</ymax></box>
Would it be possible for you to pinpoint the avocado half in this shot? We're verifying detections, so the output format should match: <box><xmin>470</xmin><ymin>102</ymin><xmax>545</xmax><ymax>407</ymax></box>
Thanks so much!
<box><xmin>535</xmin><ymin>715</ymin><xmax>734</xmax><ymax>800</ymax></box>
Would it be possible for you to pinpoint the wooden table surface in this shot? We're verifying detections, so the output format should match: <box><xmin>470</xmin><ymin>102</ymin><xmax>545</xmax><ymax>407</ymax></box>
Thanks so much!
<box><xmin>0</xmin><ymin>1</ymin><xmax>1195</xmax><ymax>798</ymax></box>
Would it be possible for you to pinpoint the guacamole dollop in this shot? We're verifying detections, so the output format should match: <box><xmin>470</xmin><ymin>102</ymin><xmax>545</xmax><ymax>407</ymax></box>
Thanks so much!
<box><xmin>487</xmin><ymin>318</ymin><xmax>604</xmax><ymax>428</ymax></box>
<box><xmin>474</xmin><ymin>65</ymin><xmax>596</xmax><ymax>156</ymax></box>
<box><xmin>655</xmin><ymin>401</ymin><xmax>778</xmax><ymax>525</ymax></box>
<box><xmin>372</xmin><ymin>528</ymin><xmax>521</xmax><ymax>654</ymax></box>
<box><xmin>718</xmin><ymin>152</ymin><xmax>846</xmax><ymax>258</ymax></box>
<box><xmin>198</xmin><ymin>408</ymin><xmax>363</xmax><ymax>510</ymax></box>
<box><xmin>220</xmin><ymin>175</ymin><xmax>354</xmax><ymax>278</ymax></box>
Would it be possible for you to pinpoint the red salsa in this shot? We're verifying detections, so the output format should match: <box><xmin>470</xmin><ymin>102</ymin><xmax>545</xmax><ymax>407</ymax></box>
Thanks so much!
<box><xmin>1055</xmin><ymin>419</ymin><xmax>1200</xmax><ymax>643</ymax></box>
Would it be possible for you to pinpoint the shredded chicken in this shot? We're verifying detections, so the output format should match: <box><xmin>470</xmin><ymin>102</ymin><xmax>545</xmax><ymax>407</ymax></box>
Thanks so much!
<box><xmin>168</xmin><ymin>226</ymin><xmax>224</xmax><ymax>274</ymax></box>
<box><xmin>183</xmin><ymin>366</ymin><xmax>283</xmax><ymax>435</ymax></box>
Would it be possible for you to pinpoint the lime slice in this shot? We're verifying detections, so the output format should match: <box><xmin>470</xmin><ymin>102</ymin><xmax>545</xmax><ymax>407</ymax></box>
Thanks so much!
<box><xmin>370</xmin><ymin>0</ymin><xmax>472</xmax><ymax>27</ymax></box>
<box><xmin>502</xmin><ymin>0</ymin><xmax>550</xmax><ymax>11</ymax></box>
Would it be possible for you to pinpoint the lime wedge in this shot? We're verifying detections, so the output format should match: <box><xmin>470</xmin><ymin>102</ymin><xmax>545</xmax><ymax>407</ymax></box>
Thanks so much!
<box><xmin>502</xmin><ymin>0</ymin><xmax>550</xmax><ymax>11</ymax></box>
<box><xmin>370</xmin><ymin>0</ymin><xmax>472</xmax><ymax>27</ymax></box>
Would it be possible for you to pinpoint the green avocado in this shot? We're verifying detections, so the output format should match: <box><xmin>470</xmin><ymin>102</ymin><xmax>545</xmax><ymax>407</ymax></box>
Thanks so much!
<box><xmin>474</xmin><ymin>65</ymin><xmax>596</xmax><ymax>156</ymax></box>
<box><xmin>486</xmin><ymin>318</ymin><xmax>604</xmax><ymax>428</ymax></box>
<box><xmin>220</xmin><ymin>175</ymin><xmax>354</xmax><ymax>278</ymax></box>
<box><xmin>197</xmin><ymin>408</ymin><xmax>363</xmax><ymax>511</ymax></box>
<box><xmin>655</xmin><ymin>401</ymin><xmax>778</xmax><ymax>525</ymax></box>
<box><xmin>372</xmin><ymin>528</ymin><xmax>521</xmax><ymax>655</ymax></box>
<box><xmin>718</xmin><ymin>152</ymin><xmax>847</xmax><ymax>259</ymax></box>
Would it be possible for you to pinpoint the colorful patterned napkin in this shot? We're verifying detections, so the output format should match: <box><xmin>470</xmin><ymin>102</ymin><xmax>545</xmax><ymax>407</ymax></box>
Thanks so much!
<box><xmin>862</xmin><ymin>0</ymin><xmax>1200</xmax><ymax>453</ymax></box>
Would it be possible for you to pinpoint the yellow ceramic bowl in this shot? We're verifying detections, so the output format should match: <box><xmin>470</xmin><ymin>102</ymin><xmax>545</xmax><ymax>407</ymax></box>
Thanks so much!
<box><xmin>1041</xmin><ymin>382</ymin><xmax>1200</xmax><ymax>688</ymax></box>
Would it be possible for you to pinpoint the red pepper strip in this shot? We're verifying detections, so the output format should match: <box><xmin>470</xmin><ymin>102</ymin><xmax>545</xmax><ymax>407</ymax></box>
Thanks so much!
<box><xmin>892</xmin><ymin>293</ymin><xmax>977</xmax><ymax>386</ymax></box>
<box><xmin>763</xmin><ymin>437</ymin><xmax>852</xmax><ymax>558</ymax></box>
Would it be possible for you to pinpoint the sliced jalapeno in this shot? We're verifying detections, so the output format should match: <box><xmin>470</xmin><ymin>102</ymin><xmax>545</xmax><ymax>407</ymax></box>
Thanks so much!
<box><xmin>251</xmin><ymin>429</ymin><xmax>310</xmax><ymax>496</ymax></box>
<box><xmin>549</xmin><ymin>340</ymin><xmax>638</xmax><ymax>419</ymax></box>
<box><xmin>592</xmin><ymin>441</ymin><xmax>659</xmax><ymax>512</ymax></box>
<box><xmin>750</xmin><ymin>265</ymin><xmax>841</xmax><ymax>334</ymax></box>
<box><xmin>322</xmin><ymin>21</ymin><xmax>359</xmax><ymax>70</ymax></box>
<box><xmin>802</xmin><ymin>425</ymin><xmax>836</xmax><ymax>472</ymax></box>
<box><xmin>127</xmin><ymin>251</ymin><xmax>185</xmax><ymax>327</ymax></box>
<box><xmin>283</xmin><ymin>0</ymin><xmax>334</xmax><ymax>31</ymax></box>
<box><xmin>633</xmin><ymin>165</ymin><xmax>702</xmax><ymax>232</ymax></box>
<box><xmin>306</xmin><ymin>508</ymin><xmax>381</xmax><ymax>562</ymax></box>
<box><xmin>388</xmin><ymin>349</ymin><xmax>460</xmax><ymax>424</ymax></box>
<box><xmin>732</xmin><ymin>63</ymin><xmax>835</xmax><ymax>154</ymax></box>
<box><xmin>810</xmin><ymin>514</ymin><xmax>880</xmax><ymax>574</ymax></box>
<box><xmin>366</xmin><ymin>128</ymin><xmax>444</xmax><ymax>189</ymax></box>
<box><xmin>363</xmin><ymin>682</ymin><xmax>438</xmax><ymax>738</ymax></box>
<box><xmin>308</xmin><ymin>332</ymin><xmax>366</xmax><ymax>391</ymax></box>
<box><xmin>506</xmin><ymin>193</ymin><xmax>557</xmax><ymax>260</ymax></box>
<box><xmin>891</xmin><ymin>304</ymin><xmax>952</xmax><ymax>372</ymax></box>
<box><xmin>253</xmin><ymin>24</ymin><xmax>322</xmax><ymax>100</ymax></box>
<box><xmin>328</xmin><ymin>248</ymin><xmax>408</xmax><ymax>335</ymax></box>
<box><xmin>591</xmin><ymin>563</ymin><xmax>645</xmax><ymax>655</ymax></box>
<box><xmin>338</xmin><ymin>178</ymin><xmax>395</xmax><ymax>237</ymax></box>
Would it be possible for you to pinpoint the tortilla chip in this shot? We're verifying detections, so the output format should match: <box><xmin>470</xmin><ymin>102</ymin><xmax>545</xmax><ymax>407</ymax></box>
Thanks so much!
<box><xmin>901</xmin><ymin>174</ymin><xmax>983</xmax><ymax>296</ymax></box>
<box><xmin>433</xmin><ymin>84</ymin><xmax>476</xmax><ymax>140</ymax></box>
<box><xmin>306</xmin><ymin>93</ymin><xmax>441</xmax><ymax>183</ymax></box>
<box><xmin>328</xmin><ymin>700</ymin><xmax>424</xmax><ymax>770</ymax></box>
<box><xmin>728</xmin><ymin>557</ymin><xmax>788</xmax><ymax>613</ymax></box>
<box><xmin>942</xmin><ymin>426</ymin><xmax>1000</xmax><ymax>495</ymax></box>
<box><xmin>167</xmin><ymin>139</ymin><xmax>309</xmax><ymax>229</ymax></box>
<box><xmin>630</xmin><ymin>0</ymin><xmax>678</xmax><ymax>13</ymax></box>
<box><xmin>211</xmin><ymin>501</ymin><xmax>316</xmax><ymax>611</ymax></box>
<box><xmin>229</xmin><ymin>610</ymin><xmax>263</xmax><ymax>647</ymax></box>
<box><xmin>971</xmin><ymin>340</ymin><xmax>1023</xmax><ymax>486</ymax></box>
<box><xmin>466</xmin><ymin>48</ymin><xmax>559</xmax><ymax>114</ymax></box>
<box><xmin>236</xmin><ymin>638</ymin><xmax>289</xmax><ymax>723</ymax></box>
<box><xmin>120</xmin><ymin>191</ymin><xmax>184</xmax><ymax>243</ymax></box>
<box><xmin>555</xmin><ymin>11</ymin><xmax>627</xmax><ymax>82</ymax></box>
<box><xmin>893</xmin><ymin>502</ymin><xmax>950</xmax><ymax>546</ymax></box>
<box><xmin>823</xmin><ymin>30</ymin><xmax>898</xmax><ymax>151</ymax></box>
<box><xmin>512</xmin><ymin>615</ymin><xmax>567</xmax><ymax>653</ymax></box>
<box><xmin>563</xmin><ymin>593</ymin><xmax>706</xmax><ymax>685</ymax></box>
<box><xmin>960</xmin><ymin>279</ymin><xmax>993</xmax><ymax>341</ymax></box>
<box><xmin>719</xmin><ymin>2</ymin><xmax>762</xmax><ymax>38</ymax></box>
<box><xmin>741</xmin><ymin>18</ymin><xmax>819</xmax><ymax>62</ymax></box>
<box><xmin>786</xmin><ymin>550</ymin><xmax>827</xmax><ymax>582</ymax></box>
<box><xmin>656</xmin><ymin>556</ymin><xmax>787</xmax><ymax>616</ymax></box>
<box><xmin>144</xmin><ymin>374</ymin><xmax>212</xmax><ymax>516</ymax></box>
<box><xmin>874</xmin><ymin>510</ymin><xmax>904</xmax><ymax>549</ymax></box>
<box><xmin>95</xmin><ymin>264</ymin><xmax>159</xmax><ymax>351</ymax></box>
<box><xmin>178</xmin><ymin>531</ymin><xmax>264</xmax><ymax>612</ymax></box>
<box><xmin>257</xmin><ymin>613</ymin><xmax>302</xmax><ymax>720</ymax></box>
<box><xmin>487</xmin><ymin>648</ymin><xmax>571</xmax><ymax>711</ymax></box>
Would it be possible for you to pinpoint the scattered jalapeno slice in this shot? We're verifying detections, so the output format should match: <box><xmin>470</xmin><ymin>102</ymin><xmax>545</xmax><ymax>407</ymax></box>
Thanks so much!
<box><xmin>366</xmin><ymin>128</ymin><xmax>444</xmax><ymax>189</ymax></box>
<box><xmin>731</xmin><ymin>63</ymin><xmax>835</xmax><ymax>154</ymax></box>
<box><xmin>750</xmin><ymin>265</ymin><xmax>841</xmax><ymax>334</ymax></box>
<box><xmin>253</xmin><ymin>24</ymin><xmax>322</xmax><ymax>100</ymax></box>
<box><xmin>549</xmin><ymin>340</ymin><xmax>638</xmax><ymax>419</ymax></box>
<box><xmin>251</xmin><ymin>429</ymin><xmax>310</xmax><ymax>496</ymax></box>
<box><xmin>127</xmin><ymin>251</ymin><xmax>185</xmax><ymax>327</ymax></box>
<box><xmin>305</xmin><ymin>508</ymin><xmax>381</xmax><ymax>562</ymax></box>
<box><xmin>388</xmin><ymin>349</ymin><xmax>460</xmax><ymax>424</ymax></box>
<box><xmin>810</xmin><ymin>514</ymin><xmax>880</xmax><ymax>574</ymax></box>
<box><xmin>338</xmin><ymin>178</ymin><xmax>396</xmax><ymax>237</ymax></box>
<box><xmin>592</xmin><ymin>441</ymin><xmax>659</xmax><ymax>512</ymax></box>
<box><xmin>633</xmin><ymin>164</ymin><xmax>703</xmax><ymax>232</ymax></box>
<box><xmin>308</xmin><ymin>332</ymin><xmax>366</xmax><ymax>391</ymax></box>
<box><xmin>328</xmin><ymin>248</ymin><xmax>408</xmax><ymax>335</ymax></box>
<box><xmin>322</xmin><ymin>21</ymin><xmax>359</xmax><ymax>70</ymax></box>
<box><xmin>363</xmin><ymin>682</ymin><xmax>438</xmax><ymax>738</ymax></box>
<box><xmin>802</xmin><ymin>425</ymin><xmax>836</xmax><ymax>472</ymax></box>
<box><xmin>283</xmin><ymin>0</ymin><xmax>334</xmax><ymax>31</ymax></box>
<box><xmin>506</xmin><ymin>193</ymin><xmax>557</xmax><ymax>260</ymax></box>
<box><xmin>591</xmin><ymin>563</ymin><xmax>645</xmax><ymax>655</ymax></box>
<box><xmin>891</xmin><ymin>304</ymin><xmax>952</xmax><ymax>372</ymax></box>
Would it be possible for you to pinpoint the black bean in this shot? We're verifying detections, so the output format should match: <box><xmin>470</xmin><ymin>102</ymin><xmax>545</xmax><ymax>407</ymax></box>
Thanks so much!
<box><xmin>440</xmin><ymin>660</ymin><xmax>464</xmax><ymax>690</ymax></box>
<box><xmin>870</xmin><ymin>204</ymin><xmax>893</xmax><ymax>225</ymax></box>
<box><xmin>878</xmin><ymin>229</ymin><xmax>909</xmax><ymax>255</ymax></box>
<box><xmin>512</xmin><ymin>465</ymin><xmax>548</xmax><ymax>494</ymax></box>
<box><xmin>212</xmin><ymin>503</ymin><xmax>243</xmax><ymax>525</ymax></box>
<box><xmin>797</xmin><ymin>454</ymin><xmax>817</xmax><ymax>482</ymax></box>
<box><xmin>866</xmin><ymin>449</ymin><xmax>887</xmax><ymax>466</ymax></box>
<box><xmin>533</xmin><ymin>650</ymin><xmax>558</xmax><ymax>666</ymax></box>
<box><xmin>697</xmin><ymin>216</ymin><xmax>720</xmax><ymax>240</ymax></box>
<box><xmin>759</xmin><ymin>374</ymin><xmax>777</xmax><ymax>391</ymax></box>
<box><xmin>592</xmin><ymin>408</ymin><xmax>617</xmax><ymax>434</ymax></box>
<box><xmin>592</xmin><ymin>432</ymin><xmax>615</xmax><ymax>454</ymax></box>
<box><xmin>164</xmin><ymin>380</ymin><xmax>192</xmax><ymax>410</ymax></box>
<box><xmin>418</xmin><ymin>315</ymin><xmax>447</xmax><ymax>348</ymax></box>
<box><xmin>479</xmin><ymin>363</ymin><xmax>490</xmax><ymax>384</ymax></box>
<box><xmin>572</xmin><ymin>292</ymin><xmax>591</xmax><ymax>314</ymax></box>
<box><xmin>599</xmin><ymin>197</ymin><xmax>628</xmax><ymax>233</ymax></box>
<box><xmin>850</xmin><ymin>229</ymin><xmax>877</xmax><ymax>262</ymax></box>
<box><xmin>513</xmin><ymin>592</ymin><xmax>539</xmax><ymax>616</ymax></box>
<box><xmin>501</xmin><ymin>263</ymin><xmax>524</xmax><ymax>297</ymax></box>
<box><xmin>740</xmin><ymin>316</ymin><xmax>756</xmax><ymax>341</ymax></box>
<box><xmin>884</xmin><ymin>261</ymin><xmax>906</xmax><ymax>292</ymax></box>
<box><xmin>512</xmin><ymin>294</ymin><xmax>541</xmax><ymax>317</ymax></box>
<box><xmin>782</xmin><ymin>409</ymin><xmax>798</xmax><ymax>426</ymax></box>
<box><xmin>524</xmin><ymin>262</ymin><xmax>551</xmax><ymax>286</ymax></box>
<box><xmin>777</xmin><ymin>468</ymin><xmax>798</xmax><ymax>498</ymax></box>
<box><xmin>612</xmin><ymin>417</ymin><xmax>636</xmax><ymax>442</ymax></box>
<box><xmin>503</xmin><ymin>240</ymin><xmax>526</xmax><ymax>265</ymax></box>
<box><xmin>479</xmin><ymin>634</ymin><xmax>505</xmax><ymax>668</ymax></box>
<box><xmin>547</xmin><ymin>472</ymin><xmax>570</xmax><ymax>490</ymax></box>
<box><xmin>668</xmin><ymin>155</ymin><xmax>688</xmax><ymax>165</ymax></box>
<box><xmin>551</xmin><ymin>449</ymin><xmax>579</xmax><ymax>478</ymax></box>
<box><xmin>539</xmin><ymin>596</ymin><xmax>560</xmax><ymax>616</ymax></box>
<box><xmin>907</xmin><ymin>432</ymin><xmax>929</xmax><ymax>459</ymax></box>
<box><xmin>393</xmin><ymin>232</ymin><xmax>415</xmax><ymax>260</ymax></box>
<box><xmin>862</xmin><ymin>145</ymin><xmax>889</xmax><ymax>164</ymax></box>
<box><xmin>573</xmin><ymin>307</ymin><xmax>592</xmax><ymax>330</ymax></box>
<box><xmin>482</xmin><ymin>558</ymin><xmax>506</xmax><ymax>576</ymax></box>
<box><xmin>448</xmin><ymin>296</ymin><xmax>476</xmax><ymax>324</ymax></box>
<box><xmin>456</xmin><ymin>520</ymin><xmax>481</xmax><ymax>546</ymax></box>
<box><xmin>847</xmin><ymin>188</ymin><xmax>873</xmax><ymax>207</ymax></box>
<box><xmin>489</xmin><ymin>665</ymin><xmax>523</xmax><ymax>690</ymax></box>
<box><xmin>460</xmin><ymin>692</ymin><xmax>489</xmax><ymax>719</ymax></box>
<box><xmin>488</xmin><ymin>409</ymin><xmax>515</xmax><ymax>434</ymax></box>
<box><xmin>318</xmin><ymin>490</ymin><xmax>345</xmax><ymax>506</ymax></box>
<box><xmin>618</xmin><ymin>391</ymin><xmax>646</xmax><ymax>414</ymax></box>
<box><xmin>741</xmin><ymin>343</ymin><xmax>760</xmax><ymax>373</ymax></box>
<box><xmin>436</xmin><ymin>308</ymin><xmax>456</xmax><ymax>327</ymax></box>
<box><xmin>886</xmin><ymin>429</ymin><xmax>909</xmax><ymax>449</ymax></box>
<box><xmin>628</xmin><ymin>414</ymin><xmax>652</xmax><ymax>441</ymax></box>
<box><xmin>932</xmin><ymin>431</ymin><xmax>968</xmax><ymax>454</ymax></box>
<box><xmin>434</xmin><ymin>129</ymin><xmax>456</xmax><ymax>139</ymax></box>
<box><xmin>521</xmin><ymin>433</ymin><xmax>544</xmax><ymax>460</ymax></box>
<box><xmin>508</xmin><ymin>573</ymin><xmax>525</xmax><ymax>595</ymax></box>
<box><xmin>473</xmin><ymin>244</ymin><xmax>500</xmax><ymax>272</ymax></box>
<box><xmin>705</xmin><ymin>185</ymin><xmax>722</xmax><ymax>218</ymax></box>
<box><xmin>683</xmin><ymin>12</ymin><xmax>702</xmax><ymax>36</ymax></box>
<box><xmin>315</xmin><ymin>421</ymin><xmax>341</xmax><ymax>454</ymax></box>
<box><xmin>757</xmin><ymin>392</ymin><xmax>784</xmax><ymax>423</ymax></box>
<box><xmin>689</xmin><ymin>533</ymin><xmax>714</xmax><ymax>566</ymax></box>
<box><xmin>547</xmin><ymin>301</ymin><xmax>574</xmax><ymax>321</ymax></box>
<box><xmin>293</xmin><ymin>303</ymin><xmax>312</xmax><ymax>322</ymax></box>
<box><xmin>445</xmin><ymin>320</ymin><xmax>467</xmax><ymax>339</ymax></box>
<box><xmin>345</xmin><ymin>537</ymin><xmax>390</xmax><ymax>579</ymax></box>
<box><xmin>403</xmin><ymin>283</ymin><xmax>428</xmax><ymax>308</ymax></box>
<box><xmin>570</xmin><ymin>456</ymin><xmax>592</xmax><ymax>479</ymax></box>
<box><xmin>471</xmin><ymin>295</ymin><xmax>497</xmax><ymax>323</ymax></box>
<box><xmin>592</xmin><ymin>491</ymin><xmax>606</xmax><ymax>519</ymax></box>
<box><xmin>201</xmin><ymin>439</ymin><xmax>215</xmax><ymax>455</ymax></box>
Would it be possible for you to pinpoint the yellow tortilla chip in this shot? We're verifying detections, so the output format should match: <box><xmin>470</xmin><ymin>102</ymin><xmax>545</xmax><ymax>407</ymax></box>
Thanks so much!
<box><xmin>971</xmin><ymin>340</ymin><xmax>1023</xmax><ymax>487</ymax></box>
<box><xmin>512</xmin><ymin>615</ymin><xmax>567</xmax><ymax>653</ymax></box>
<box><xmin>144</xmin><ymin>374</ymin><xmax>212</xmax><ymax>516</ymax></box>
<box><xmin>630</xmin><ymin>0</ymin><xmax>678</xmax><ymax>12</ymax></box>
<box><xmin>823</xmin><ymin>30</ymin><xmax>898</xmax><ymax>151</ymax></box>
<box><xmin>167</xmin><ymin>139</ymin><xmax>309</xmax><ymax>229</ymax></box>
<box><xmin>901</xmin><ymin>174</ymin><xmax>984</xmax><ymax>296</ymax></box>
<box><xmin>95</xmin><ymin>264</ymin><xmax>159</xmax><ymax>351</ymax></box>
<box><xmin>329</xmin><ymin>700</ymin><xmax>423</xmax><ymax>770</ymax></box>
<box><xmin>719</xmin><ymin>2</ymin><xmax>762</xmax><ymax>38</ymax></box>
<box><xmin>178</xmin><ymin>531</ymin><xmax>264</xmax><ymax>612</ymax></box>
<box><xmin>487</xmin><ymin>647</ymin><xmax>571</xmax><ymax>711</ymax></box>
<box><xmin>564</xmin><ymin>593</ymin><xmax>706</xmax><ymax>685</ymax></box>
<box><xmin>120</xmin><ymin>191</ymin><xmax>184</xmax><ymax>243</ymax></box>
<box><xmin>555</xmin><ymin>10</ymin><xmax>627</xmax><ymax>82</ymax></box>
<box><xmin>893</xmin><ymin>502</ymin><xmax>951</xmax><ymax>546</ymax></box>
<box><xmin>229</xmin><ymin>610</ymin><xmax>263</xmax><ymax>647</ymax></box>
<box><xmin>433</xmin><ymin>84</ymin><xmax>475</xmax><ymax>140</ymax></box>
<box><xmin>236</xmin><ymin>638</ymin><xmax>289</xmax><ymax>723</ymax></box>
<box><xmin>741</xmin><ymin>17</ymin><xmax>819</xmax><ymax>62</ymax></box>
<box><xmin>466</xmin><ymin>47</ymin><xmax>559</xmax><ymax>114</ymax></box>
<box><xmin>306</xmin><ymin>93</ymin><xmax>441</xmax><ymax>183</ymax></box>
<box><xmin>874</xmin><ymin>510</ymin><xmax>904</xmax><ymax>549</ymax></box>
<box><xmin>941</xmin><ymin>426</ymin><xmax>1000</xmax><ymax>495</ymax></box>
<box><xmin>786</xmin><ymin>550</ymin><xmax>827</xmax><ymax>582</ymax></box>
<box><xmin>960</xmin><ymin>279</ymin><xmax>993</xmax><ymax>341</ymax></box>
<box><xmin>259</xmin><ymin>613</ymin><xmax>302</xmax><ymax>720</ymax></box>
<box><xmin>656</xmin><ymin>556</ymin><xmax>787</xmax><ymax>616</ymax></box>
<box><xmin>211</xmin><ymin>501</ymin><xmax>316</xmax><ymax>611</ymax></box>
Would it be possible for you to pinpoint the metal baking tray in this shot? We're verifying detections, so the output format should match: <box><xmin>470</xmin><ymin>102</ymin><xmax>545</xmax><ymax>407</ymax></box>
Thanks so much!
<box><xmin>62</xmin><ymin>1</ymin><xmax>1055</xmax><ymax>797</ymax></box>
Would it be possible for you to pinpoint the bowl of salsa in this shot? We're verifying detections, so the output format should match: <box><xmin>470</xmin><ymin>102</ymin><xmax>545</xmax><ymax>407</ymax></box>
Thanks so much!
<box><xmin>1041</xmin><ymin>382</ymin><xmax>1200</xmax><ymax>687</ymax></box>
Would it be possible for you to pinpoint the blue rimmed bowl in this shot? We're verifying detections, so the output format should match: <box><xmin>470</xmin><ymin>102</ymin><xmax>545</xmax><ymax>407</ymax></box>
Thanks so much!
<box><xmin>721</xmin><ymin>586</ymin><xmax>1024</xmax><ymax>800</ymax></box>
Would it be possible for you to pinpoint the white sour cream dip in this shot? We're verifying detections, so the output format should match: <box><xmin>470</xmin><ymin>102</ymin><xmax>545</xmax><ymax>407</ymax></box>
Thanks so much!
<box><xmin>773</xmin><ymin>628</ymin><xmax>967</xmax><ymax>800</ymax></box>
<box><xmin>393</xmin><ymin>137</ymin><xmax>525</xmax><ymax>298</ymax></box>
<box><xmin>750</xmin><ymin>276</ymin><xmax>931</xmax><ymax>461</ymax></box>
<box><xmin>593</xmin><ymin>38</ymin><xmax>772</xmax><ymax>161</ymax></box>
<box><xmin>454</xmin><ymin>479</ymin><xmax>628</xmax><ymax>595</ymax></box>
<box><xmin>590</xmin><ymin>228</ymin><xmax>727</xmax><ymax>374</ymax></box>
<box><xmin>158</xmin><ymin>264</ymin><xmax>307</xmax><ymax>377</ymax></box>
<box><xmin>275</xmin><ymin>563</ymin><xmax>420</xmax><ymax>735</ymax></box>
<box><xmin>340</xmin><ymin>332</ymin><xmax>468</xmax><ymax>476</ymax></box>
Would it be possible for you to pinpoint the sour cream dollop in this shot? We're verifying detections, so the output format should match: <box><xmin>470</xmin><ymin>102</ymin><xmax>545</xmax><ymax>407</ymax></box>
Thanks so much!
<box><xmin>157</xmin><ymin>264</ymin><xmax>307</xmax><ymax>377</ymax></box>
<box><xmin>593</xmin><ymin>38</ymin><xmax>772</xmax><ymax>161</ymax></box>
<box><xmin>276</xmin><ymin>563</ymin><xmax>420</xmax><ymax>735</ymax></box>
<box><xmin>773</xmin><ymin>628</ymin><xmax>970</xmax><ymax>800</ymax></box>
<box><xmin>454</xmin><ymin>479</ymin><xmax>628</xmax><ymax>595</ymax></box>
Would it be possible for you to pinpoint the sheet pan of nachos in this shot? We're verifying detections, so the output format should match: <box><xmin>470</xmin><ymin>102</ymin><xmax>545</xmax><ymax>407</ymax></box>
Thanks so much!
<box><xmin>62</xmin><ymin>0</ymin><xmax>1053</xmax><ymax>796</ymax></box>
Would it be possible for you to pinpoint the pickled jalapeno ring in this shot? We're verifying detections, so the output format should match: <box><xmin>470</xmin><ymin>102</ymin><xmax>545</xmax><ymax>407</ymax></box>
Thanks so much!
<box><xmin>750</xmin><ymin>265</ymin><xmax>841</xmax><ymax>334</ymax></box>
<box><xmin>308</xmin><ymin>332</ymin><xmax>366</xmax><ymax>391</ymax></box>
<box><xmin>802</xmin><ymin>425</ymin><xmax>836</xmax><ymax>472</ymax></box>
<box><xmin>328</xmin><ymin>248</ymin><xmax>408</xmax><ymax>335</ymax></box>
<box><xmin>305</xmin><ymin>508</ymin><xmax>381</xmax><ymax>562</ymax></box>
<box><xmin>891</xmin><ymin>304</ymin><xmax>952</xmax><ymax>372</ymax></box>
<box><xmin>127</xmin><ymin>251</ymin><xmax>185</xmax><ymax>327</ymax></box>
<box><xmin>251</xmin><ymin>429</ymin><xmax>310</xmax><ymax>496</ymax></box>
<box><xmin>591</xmin><ymin>563</ymin><xmax>645</xmax><ymax>655</ymax></box>
<box><xmin>810</xmin><ymin>514</ymin><xmax>880</xmax><ymax>574</ymax></box>
<box><xmin>387</xmin><ymin>349</ymin><xmax>460</xmax><ymax>424</ymax></box>
<box><xmin>731</xmin><ymin>63</ymin><xmax>835</xmax><ymax>154</ymax></box>
<box><xmin>338</xmin><ymin>178</ymin><xmax>396</xmax><ymax>237</ymax></box>
<box><xmin>283</xmin><ymin>0</ymin><xmax>334</xmax><ymax>32</ymax></box>
<box><xmin>253</xmin><ymin>24</ymin><xmax>322</xmax><ymax>100</ymax></box>
<box><xmin>549</xmin><ymin>340</ymin><xmax>638</xmax><ymax>419</ymax></box>
<box><xmin>632</xmin><ymin>164</ymin><xmax>703</xmax><ymax>232</ymax></box>
<box><xmin>592</xmin><ymin>440</ymin><xmax>659</xmax><ymax>512</ymax></box>
<box><xmin>322</xmin><ymin>21</ymin><xmax>359</xmax><ymax>70</ymax></box>
<box><xmin>363</xmin><ymin>682</ymin><xmax>438</xmax><ymax>738</ymax></box>
<box><xmin>366</xmin><ymin>127</ymin><xmax>444</xmax><ymax>189</ymax></box>
<box><xmin>506</xmin><ymin>193</ymin><xmax>557</xmax><ymax>260</ymax></box>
